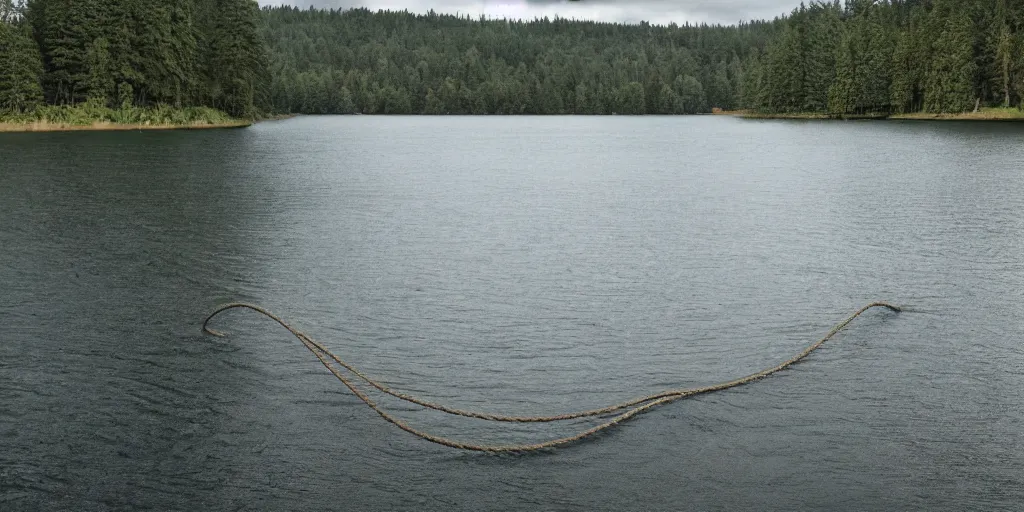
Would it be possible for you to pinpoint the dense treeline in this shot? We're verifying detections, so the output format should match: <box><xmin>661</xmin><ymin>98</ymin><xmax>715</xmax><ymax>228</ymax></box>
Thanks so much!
<box><xmin>6</xmin><ymin>0</ymin><xmax>1024</xmax><ymax>120</ymax></box>
<box><xmin>264</xmin><ymin>1</ymin><xmax>1024</xmax><ymax>116</ymax></box>
<box><xmin>0</xmin><ymin>0</ymin><xmax>268</xmax><ymax>118</ymax></box>
<box><xmin>749</xmin><ymin>0</ymin><xmax>1024</xmax><ymax>115</ymax></box>
<box><xmin>263</xmin><ymin>7</ymin><xmax>781</xmax><ymax>115</ymax></box>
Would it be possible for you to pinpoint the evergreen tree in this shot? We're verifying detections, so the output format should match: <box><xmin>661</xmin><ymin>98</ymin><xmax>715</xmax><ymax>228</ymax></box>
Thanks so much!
<box><xmin>801</xmin><ymin>2</ymin><xmax>841</xmax><ymax>112</ymax></box>
<box><xmin>676</xmin><ymin>75</ymin><xmax>706</xmax><ymax>114</ymax></box>
<box><xmin>890</xmin><ymin>30</ymin><xmax>917</xmax><ymax>113</ymax></box>
<box><xmin>706</xmin><ymin>61</ymin><xmax>733</xmax><ymax>110</ymax></box>
<box><xmin>37</xmin><ymin>0</ymin><xmax>103</xmax><ymax>104</ymax></box>
<box><xmin>0</xmin><ymin>19</ymin><xmax>44</xmax><ymax>112</ymax></box>
<box><xmin>84</xmin><ymin>36</ymin><xmax>113</xmax><ymax>102</ymax></box>
<box><xmin>828</xmin><ymin>27</ymin><xmax>856</xmax><ymax>115</ymax></box>
<box><xmin>739</xmin><ymin>54</ymin><xmax>763</xmax><ymax>109</ymax></box>
<box><xmin>206</xmin><ymin>0</ymin><xmax>268</xmax><ymax>117</ymax></box>
<box><xmin>762</xmin><ymin>21</ymin><xmax>803</xmax><ymax>112</ymax></box>
<box><xmin>924</xmin><ymin>4</ymin><xmax>977</xmax><ymax>113</ymax></box>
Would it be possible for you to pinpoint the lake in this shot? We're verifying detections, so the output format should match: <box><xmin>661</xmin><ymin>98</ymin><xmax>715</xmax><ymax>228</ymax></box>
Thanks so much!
<box><xmin>2</xmin><ymin>116</ymin><xmax>1023</xmax><ymax>510</ymax></box>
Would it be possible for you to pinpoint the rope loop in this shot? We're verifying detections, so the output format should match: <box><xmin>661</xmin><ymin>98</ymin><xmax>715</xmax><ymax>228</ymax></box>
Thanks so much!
<box><xmin>203</xmin><ymin>301</ymin><xmax>900</xmax><ymax>452</ymax></box>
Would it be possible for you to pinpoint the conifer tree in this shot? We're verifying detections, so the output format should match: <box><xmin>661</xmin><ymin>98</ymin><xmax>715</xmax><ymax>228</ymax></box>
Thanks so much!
<box><xmin>0</xmin><ymin>19</ymin><xmax>44</xmax><ymax>112</ymax></box>
<box><xmin>801</xmin><ymin>2</ymin><xmax>840</xmax><ymax>112</ymax></box>
<box><xmin>828</xmin><ymin>27</ymin><xmax>856</xmax><ymax>115</ymax></box>
<box><xmin>924</xmin><ymin>4</ymin><xmax>977</xmax><ymax>113</ymax></box>
<box><xmin>676</xmin><ymin>75</ymin><xmax>706</xmax><ymax>114</ymax></box>
<box><xmin>206</xmin><ymin>0</ymin><xmax>268</xmax><ymax>117</ymax></box>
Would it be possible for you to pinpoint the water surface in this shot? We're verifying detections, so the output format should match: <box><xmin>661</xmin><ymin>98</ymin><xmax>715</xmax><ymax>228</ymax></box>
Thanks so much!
<box><xmin>2</xmin><ymin>116</ymin><xmax>1023</xmax><ymax>510</ymax></box>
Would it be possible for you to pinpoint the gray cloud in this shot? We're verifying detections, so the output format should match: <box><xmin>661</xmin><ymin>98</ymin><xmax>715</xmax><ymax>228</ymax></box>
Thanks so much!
<box><xmin>258</xmin><ymin>0</ymin><xmax>797</xmax><ymax>25</ymax></box>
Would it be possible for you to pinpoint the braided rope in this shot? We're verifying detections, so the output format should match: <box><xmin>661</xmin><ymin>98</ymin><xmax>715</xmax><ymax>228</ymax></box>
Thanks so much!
<box><xmin>203</xmin><ymin>301</ymin><xmax>900</xmax><ymax>452</ymax></box>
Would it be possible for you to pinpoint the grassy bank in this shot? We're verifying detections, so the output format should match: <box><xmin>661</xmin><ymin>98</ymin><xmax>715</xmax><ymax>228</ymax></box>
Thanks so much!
<box><xmin>733</xmin><ymin>107</ymin><xmax>1024</xmax><ymax>121</ymax></box>
<box><xmin>738</xmin><ymin>111</ymin><xmax>890</xmax><ymax>120</ymax></box>
<box><xmin>889</xmin><ymin>107</ymin><xmax>1024</xmax><ymax>121</ymax></box>
<box><xmin>0</xmin><ymin>104</ymin><xmax>251</xmax><ymax>133</ymax></box>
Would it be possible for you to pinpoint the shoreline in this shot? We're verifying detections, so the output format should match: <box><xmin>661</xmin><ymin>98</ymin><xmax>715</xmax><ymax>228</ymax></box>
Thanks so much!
<box><xmin>726</xmin><ymin>108</ymin><xmax>1024</xmax><ymax>122</ymax></box>
<box><xmin>0</xmin><ymin>119</ymin><xmax>253</xmax><ymax>133</ymax></box>
<box><xmin>0</xmin><ymin>112</ymin><xmax>302</xmax><ymax>133</ymax></box>
<box><xmin>5</xmin><ymin>111</ymin><xmax>1024</xmax><ymax>127</ymax></box>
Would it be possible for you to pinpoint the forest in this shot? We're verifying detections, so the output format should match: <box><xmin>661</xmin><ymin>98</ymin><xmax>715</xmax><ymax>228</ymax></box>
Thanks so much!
<box><xmin>0</xmin><ymin>0</ymin><xmax>268</xmax><ymax>123</ymax></box>
<box><xmin>750</xmin><ymin>0</ymin><xmax>1024</xmax><ymax>116</ymax></box>
<box><xmin>264</xmin><ymin>0</ymin><xmax>1024</xmax><ymax>116</ymax></box>
<box><xmin>3</xmin><ymin>0</ymin><xmax>1024</xmax><ymax>120</ymax></box>
<box><xmin>263</xmin><ymin>7</ymin><xmax>777</xmax><ymax>115</ymax></box>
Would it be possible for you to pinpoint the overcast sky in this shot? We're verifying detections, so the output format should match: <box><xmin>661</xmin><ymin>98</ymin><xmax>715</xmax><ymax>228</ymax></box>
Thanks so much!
<box><xmin>258</xmin><ymin>0</ymin><xmax>798</xmax><ymax>26</ymax></box>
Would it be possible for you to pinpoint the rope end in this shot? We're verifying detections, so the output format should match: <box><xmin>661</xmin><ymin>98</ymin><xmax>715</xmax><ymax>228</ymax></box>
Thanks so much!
<box><xmin>870</xmin><ymin>301</ymin><xmax>902</xmax><ymax>313</ymax></box>
<box><xmin>203</xmin><ymin>326</ymin><xmax>227</xmax><ymax>337</ymax></box>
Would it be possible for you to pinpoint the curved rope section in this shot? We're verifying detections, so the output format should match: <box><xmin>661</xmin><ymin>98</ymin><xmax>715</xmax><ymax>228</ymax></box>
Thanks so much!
<box><xmin>203</xmin><ymin>301</ymin><xmax>900</xmax><ymax>452</ymax></box>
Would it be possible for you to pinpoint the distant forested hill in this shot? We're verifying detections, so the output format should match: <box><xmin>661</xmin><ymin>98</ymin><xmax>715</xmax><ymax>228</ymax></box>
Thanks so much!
<box><xmin>262</xmin><ymin>7</ymin><xmax>779</xmax><ymax>115</ymax></box>
<box><xmin>262</xmin><ymin>0</ymin><xmax>1024</xmax><ymax>117</ymax></box>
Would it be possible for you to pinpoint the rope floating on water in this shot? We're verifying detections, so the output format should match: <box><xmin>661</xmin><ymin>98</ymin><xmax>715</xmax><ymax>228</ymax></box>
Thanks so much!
<box><xmin>202</xmin><ymin>301</ymin><xmax>900</xmax><ymax>452</ymax></box>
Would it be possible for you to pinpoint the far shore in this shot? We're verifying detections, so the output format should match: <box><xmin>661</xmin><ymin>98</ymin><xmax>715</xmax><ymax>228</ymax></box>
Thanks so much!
<box><xmin>0</xmin><ymin>119</ymin><xmax>253</xmax><ymax>133</ymax></box>
<box><xmin>717</xmin><ymin>108</ymin><xmax>1024</xmax><ymax>122</ymax></box>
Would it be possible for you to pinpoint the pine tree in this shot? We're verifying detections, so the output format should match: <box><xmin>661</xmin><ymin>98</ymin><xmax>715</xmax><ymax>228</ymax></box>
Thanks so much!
<box><xmin>801</xmin><ymin>3</ymin><xmax>840</xmax><ymax>113</ymax></box>
<box><xmin>706</xmin><ymin>61</ymin><xmax>733</xmax><ymax>110</ymax></box>
<box><xmin>206</xmin><ymin>0</ymin><xmax>268</xmax><ymax>117</ymax></box>
<box><xmin>0</xmin><ymin>19</ymin><xmax>44</xmax><ymax>112</ymax></box>
<box><xmin>925</xmin><ymin>5</ymin><xmax>977</xmax><ymax>113</ymax></box>
<box><xmin>676</xmin><ymin>75</ymin><xmax>706</xmax><ymax>114</ymax></box>
<box><xmin>739</xmin><ymin>54</ymin><xmax>763</xmax><ymax>110</ymax></box>
<box><xmin>84</xmin><ymin>36</ymin><xmax>113</xmax><ymax>103</ymax></box>
<box><xmin>763</xmin><ymin>21</ymin><xmax>803</xmax><ymax>112</ymax></box>
<box><xmin>991</xmin><ymin>0</ymin><xmax>1014</xmax><ymax>107</ymax></box>
<box><xmin>890</xmin><ymin>30</ymin><xmax>917</xmax><ymax>114</ymax></box>
<box><xmin>131</xmin><ymin>0</ymin><xmax>199</xmax><ymax>107</ymax></box>
<box><xmin>828</xmin><ymin>27</ymin><xmax>856</xmax><ymax>115</ymax></box>
<box><xmin>37</xmin><ymin>0</ymin><xmax>104</xmax><ymax>104</ymax></box>
<box><xmin>857</xmin><ymin>6</ymin><xmax>895</xmax><ymax>113</ymax></box>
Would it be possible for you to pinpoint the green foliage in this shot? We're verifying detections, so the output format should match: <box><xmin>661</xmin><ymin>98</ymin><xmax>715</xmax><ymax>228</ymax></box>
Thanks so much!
<box><xmin>261</xmin><ymin>7</ymin><xmax>781</xmax><ymax>115</ymax></box>
<box><xmin>828</xmin><ymin>28</ymin><xmax>856</xmax><ymax>115</ymax></box>
<box><xmin>676</xmin><ymin>75</ymin><xmax>707</xmax><ymax>114</ymax></box>
<box><xmin>85</xmin><ymin>36</ymin><xmax>113</xmax><ymax>102</ymax></box>
<box><xmin>7</xmin><ymin>102</ymin><xmax>237</xmax><ymax>125</ymax></box>
<box><xmin>206</xmin><ymin>0</ymin><xmax>269</xmax><ymax>117</ymax></box>
<box><xmin>755</xmin><ymin>0</ymin><xmax>1024</xmax><ymax>116</ymax></box>
<box><xmin>0</xmin><ymin>19</ymin><xmax>44</xmax><ymax>112</ymax></box>
<box><xmin>923</xmin><ymin>4</ymin><xmax>977</xmax><ymax>113</ymax></box>
<box><xmin>2</xmin><ymin>0</ymin><xmax>267</xmax><ymax>120</ymax></box>
<box><xmin>7</xmin><ymin>0</ymin><xmax>1024</xmax><ymax>120</ymax></box>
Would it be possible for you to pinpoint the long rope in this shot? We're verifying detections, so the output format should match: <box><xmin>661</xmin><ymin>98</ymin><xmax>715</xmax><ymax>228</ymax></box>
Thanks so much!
<box><xmin>202</xmin><ymin>301</ymin><xmax>900</xmax><ymax>452</ymax></box>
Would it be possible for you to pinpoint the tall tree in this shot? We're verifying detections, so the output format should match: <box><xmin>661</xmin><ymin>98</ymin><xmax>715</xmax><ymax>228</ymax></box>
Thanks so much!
<box><xmin>205</xmin><ymin>0</ymin><xmax>269</xmax><ymax>117</ymax></box>
<box><xmin>0</xmin><ymin>16</ymin><xmax>44</xmax><ymax>112</ymax></box>
<box><xmin>924</xmin><ymin>3</ymin><xmax>977</xmax><ymax>113</ymax></box>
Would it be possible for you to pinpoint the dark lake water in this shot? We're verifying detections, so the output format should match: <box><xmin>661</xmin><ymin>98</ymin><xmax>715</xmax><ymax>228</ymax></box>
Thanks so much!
<box><xmin>2</xmin><ymin>116</ymin><xmax>1023</xmax><ymax>510</ymax></box>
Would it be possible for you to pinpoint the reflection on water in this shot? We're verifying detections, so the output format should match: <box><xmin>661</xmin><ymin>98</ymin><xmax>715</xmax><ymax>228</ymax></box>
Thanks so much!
<box><xmin>1</xmin><ymin>117</ymin><xmax>1022</xmax><ymax>510</ymax></box>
